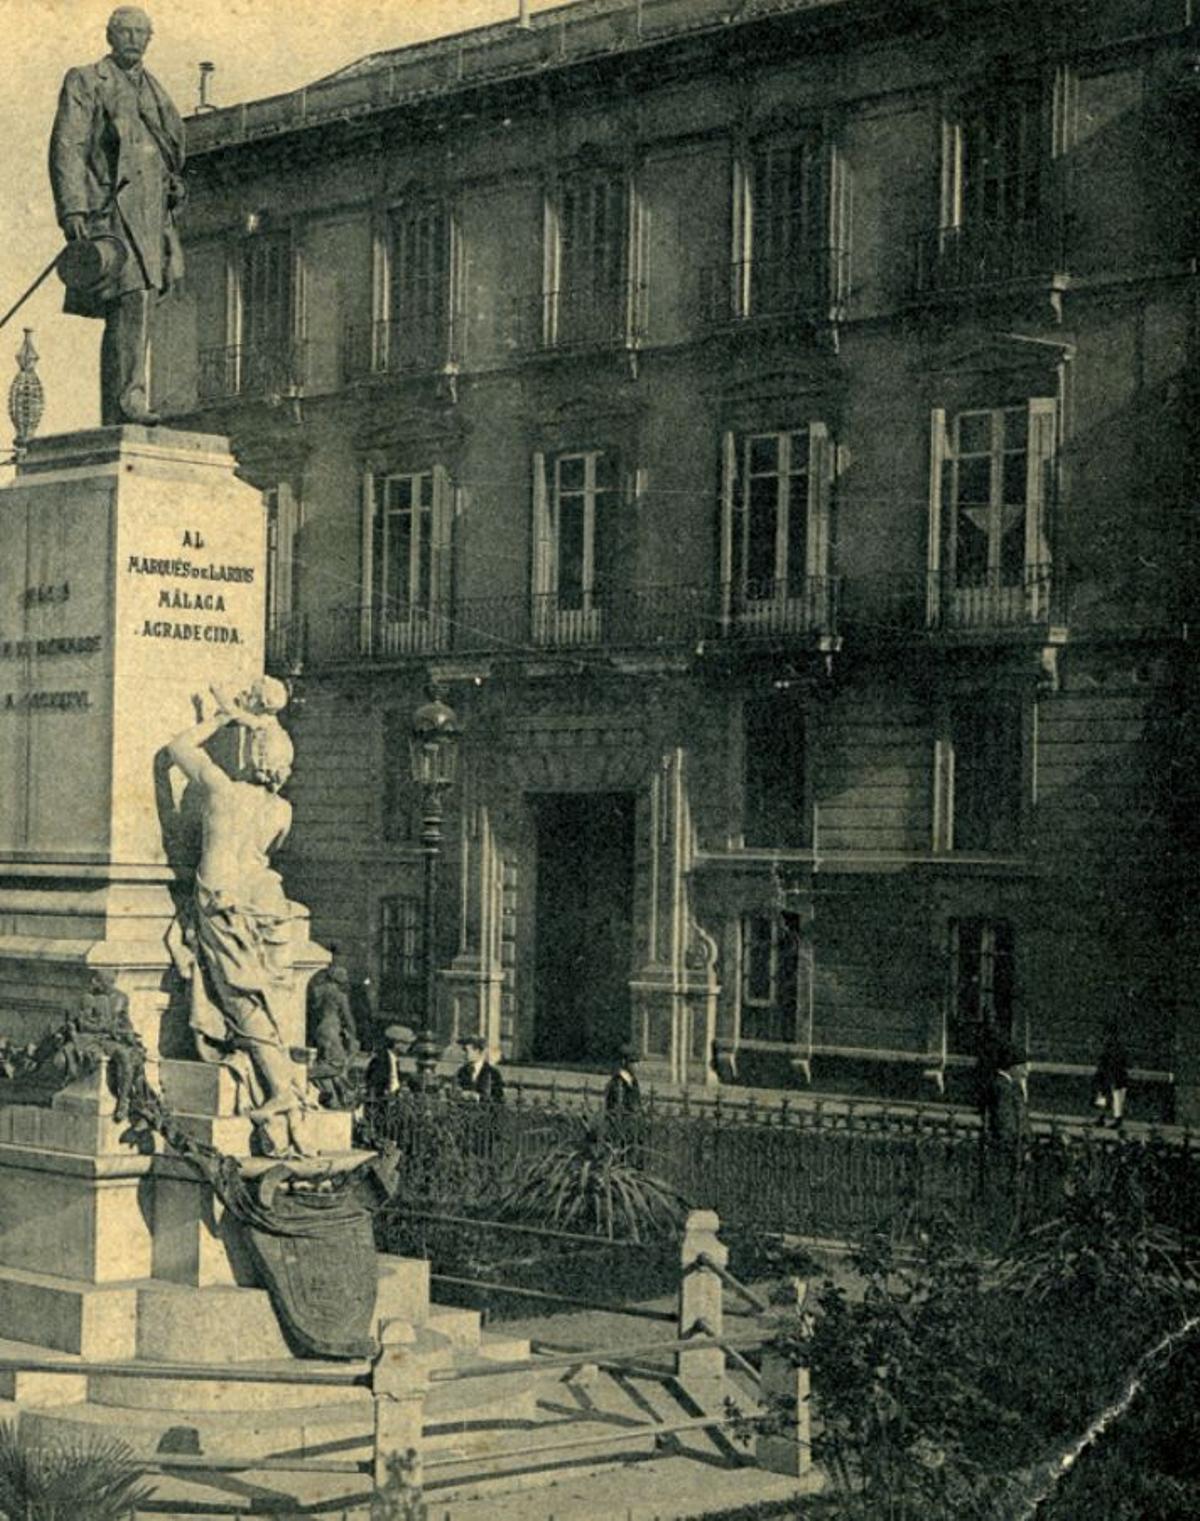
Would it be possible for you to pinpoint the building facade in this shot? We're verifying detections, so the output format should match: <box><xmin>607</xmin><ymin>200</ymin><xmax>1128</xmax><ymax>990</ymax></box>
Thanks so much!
<box><xmin>153</xmin><ymin>0</ymin><xmax>1200</xmax><ymax>1119</ymax></box>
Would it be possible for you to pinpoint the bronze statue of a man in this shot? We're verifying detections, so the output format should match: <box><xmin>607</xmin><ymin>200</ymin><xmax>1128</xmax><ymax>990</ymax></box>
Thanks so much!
<box><xmin>49</xmin><ymin>6</ymin><xmax>185</xmax><ymax>426</ymax></box>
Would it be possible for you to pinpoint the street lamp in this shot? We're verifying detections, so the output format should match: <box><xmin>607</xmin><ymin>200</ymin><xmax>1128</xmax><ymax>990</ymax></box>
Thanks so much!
<box><xmin>409</xmin><ymin>685</ymin><xmax>461</xmax><ymax>1090</ymax></box>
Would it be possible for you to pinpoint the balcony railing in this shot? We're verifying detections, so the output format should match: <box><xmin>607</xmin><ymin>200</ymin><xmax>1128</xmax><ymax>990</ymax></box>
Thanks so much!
<box><xmin>510</xmin><ymin>281</ymin><xmax>648</xmax><ymax>354</ymax></box>
<box><xmin>265</xmin><ymin>611</ymin><xmax>308</xmax><ymax>673</ymax></box>
<box><xmin>198</xmin><ymin>340</ymin><xmax>307</xmax><ymax>403</ymax></box>
<box><xmin>698</xmin><ymin>249</ymin><xmax>850</xmax><ymax>327</ymax></box>
<box><xmin>912</xmin><ymin>214</ymin><xmax>1067</xmax><ymax>296</ymax></box>
<box><xmin>343</xmin><ymin>313</ymin><xmax>462</xmax><ymax>382</ymax></box>
<box><xmin>930</xmin><ymin>563</ymin><xmax>1061</xmax><ymax>631</ymax></box>
<box><xmin>718</xmin><ymin>577</ymin><xmax>840</xmax><ymax>640</ymax></box>
<box><xmin>315</xmin><ymin>581</ymin><xmax>838</xmax><ymax>665</ymax></box>
<box><xmin>840</xmin><ymin>565</ymin><xmax>1064</xmax><ymax>635</ymax></box>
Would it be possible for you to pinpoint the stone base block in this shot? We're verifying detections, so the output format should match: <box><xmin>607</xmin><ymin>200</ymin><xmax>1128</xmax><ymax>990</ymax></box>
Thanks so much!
<box><xmin>376</xmin><ymin>1255</ymin><xmax>431</xmax><ymax>1326</ymax></box>
<box><xmin>426</xmin><ymin>1306</ymin><xmax>481</xmax><ymax>1350</ymax></box>
<box><xmin>0</xmin><ymin>1268</ymin><xmax>142</xmax><ymax>1358</ymax></box>
<box><xmin>135</xmin><ymin>1282</ymin><xmax>293</xmax><ymax>1365</ymax></box>
<box><xmin>159</xmin><ymin>1059</ymin><xmax>242</xmax><ymax>1118</ymax></box>
<box><xmin>0</xmin><ymin>1103</ymin><xmax>133</xmax><ymax>1158</ymax></box>
<box><xmin>0</xmin><ymin>1144</ymin><xmax>153</xmax><ymax>1283</ymax></box>
<box><xmin>170</xmin><ymin>1108</ymin><xmax>353</xmax><ymax>1155</ymax></box>
<box><xmin>0</xmin><ymin>1341</ymin><xmax>87</xmax><ymax>1407</ymax></box>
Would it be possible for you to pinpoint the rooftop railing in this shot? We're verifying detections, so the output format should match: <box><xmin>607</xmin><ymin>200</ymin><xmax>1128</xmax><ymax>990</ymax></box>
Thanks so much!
<box><xmin>184</xmin><ymin>0</ymin><xmax>850</xmax><ymax>156</ymax></box>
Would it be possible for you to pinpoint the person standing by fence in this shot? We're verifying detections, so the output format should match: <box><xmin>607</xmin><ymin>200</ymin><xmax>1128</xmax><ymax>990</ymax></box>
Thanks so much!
<box><xmin>983</xmin><ymin>1042</ymin><xmax>1029</xmax><ymax>1243</ymax></box>
<box><xmin>1091</xmin><ymin>1023</ymin><xmax>1130</xmax><ymax>1128</ymax></box>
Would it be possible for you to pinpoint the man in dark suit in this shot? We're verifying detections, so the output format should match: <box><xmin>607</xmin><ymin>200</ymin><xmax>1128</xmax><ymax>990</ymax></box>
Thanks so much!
<box><xmin>455</xmin><ymin>1036</ymin><xmax>504</xmax><ymax>1103</ymax></box>
<box><xmin>49</xmin><ymin>7</ymin><xmax>186</xmax><ymax>425</ymax></box>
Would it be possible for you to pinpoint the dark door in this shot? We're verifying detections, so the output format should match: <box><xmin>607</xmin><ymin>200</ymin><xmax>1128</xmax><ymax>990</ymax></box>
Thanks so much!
<box><xmin>533</xmin><ymin>792</ymin><xmax>635</xmax><ymax>1064</ymax></box>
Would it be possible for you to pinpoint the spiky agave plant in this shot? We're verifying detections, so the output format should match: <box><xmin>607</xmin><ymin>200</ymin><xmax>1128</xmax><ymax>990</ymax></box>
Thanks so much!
<box><xmin>496</xmin><ymin>1115</ymin><xmax>686</xmax><ymax>1241</ymax></box>
<box><xmin>0</xmin><ymin>1422</ymin><xmax>155</xmax><ymax>1521</ymax></box>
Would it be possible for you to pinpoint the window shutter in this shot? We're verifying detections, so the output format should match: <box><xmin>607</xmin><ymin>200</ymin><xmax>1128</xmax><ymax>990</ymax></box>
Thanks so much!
<box><xmin>719</xmin><ymin>430</ymin><xmax>738</xmax><ymax>625</ymax></box>
<box><xmin>731</xmin><ymin>153</ymin><xmax>751</xmax><ymax>317</ymax></box>
<box><xmin>431</xmin><ymin>466</ymin><xmax>453</xmax><ymax>621</ymax></box>
<box><xmin>360</xmin><ymin>471</ymin><xmax>377</xmax><ymax>653</ymax></box>
<box><xmin>542</xmin><ymin>193</ymin><xmax>560</xmax><ymax>346</ymax></box>
<box><xmin>1025</xmin><ymin>397</ymin><xmax>1056</xmax><ymax>618</ymax></box>
<box><xmin>531</xmin><ymin>451</ymin><xmax>552</xmax><ymax>602</ymax></box>
<box><xmin>933</xmin><ymin>733</ymin><xmax>955</xmax><ymax>851</ymax></box>
<box><xmin>927</xmin><ymin>408</ymin><xmax>947</xmax><ymax>627</ymax></box>
<box><xmin>806</xmin><ymin>421</ymin><xmax>833</xmax><ymax>583</ymax></box>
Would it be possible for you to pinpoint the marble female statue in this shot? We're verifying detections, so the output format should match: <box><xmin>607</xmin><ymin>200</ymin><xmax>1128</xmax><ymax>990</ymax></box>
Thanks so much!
<box><xmin>165</xmin><ymin>681</ymin><xmax>309</xmax><ymax>1154</ymax></box>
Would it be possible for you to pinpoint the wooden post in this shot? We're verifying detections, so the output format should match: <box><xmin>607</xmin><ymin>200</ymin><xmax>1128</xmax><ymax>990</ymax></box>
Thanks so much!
<box><xmin>371</xmin><ymin>1318</ymin><xmax>433</xmax><ymax>1491</ymax></box>
<box><xmin>676</xmin><ymin>1208</ymin><xmax>725</xmax><ymax>1407</ymax></box>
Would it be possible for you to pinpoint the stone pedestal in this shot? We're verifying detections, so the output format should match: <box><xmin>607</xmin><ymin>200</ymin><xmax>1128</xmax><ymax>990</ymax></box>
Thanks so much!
<box><xmin>0</xmin><ymin>427</ymin><xmax>363</xmax><ymax>1431</ymax></box>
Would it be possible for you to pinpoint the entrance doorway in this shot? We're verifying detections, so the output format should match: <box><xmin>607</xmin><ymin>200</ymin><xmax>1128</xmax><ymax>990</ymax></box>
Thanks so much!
<box><xmin>532</xmin><ymin>791</ymin><xmax>635</xmax><ymax>1064</ymax></box>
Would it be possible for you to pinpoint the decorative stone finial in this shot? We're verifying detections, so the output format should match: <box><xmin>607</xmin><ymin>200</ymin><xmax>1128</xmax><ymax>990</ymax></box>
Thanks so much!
<box><xmin>8</xmin><ymin>329</ymin><xmax>44</xmax><ymax>448</ymax></box>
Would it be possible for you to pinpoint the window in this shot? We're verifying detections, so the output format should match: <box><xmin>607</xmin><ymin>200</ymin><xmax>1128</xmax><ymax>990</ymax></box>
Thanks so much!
<box><xmin>949</xmin><ymin>917</ymin><xmax>1014</xmax><ymax>1056</ymax></box>
<box><xmin>740</xmin><ymin>912</ymin><xmax>805</xmax><ymax>1043</ymax></box>
<box><xmin>720</xmin><ymin>424</ymin><xmax>834</xmax><ymax>632</ymax></box>
<box><xmin>238</xmin><ymin>232</ymin><xmax>300</xmax><ymax>393</ymax></box>
<box><xmin>706</xmin><ymin>134</ymin><xmax>848</xmax><ymax>323</ymax></box>
<box><xmin>918</xmin><ymin>80</ymin><xmax>1065</xmax><ymax>290</ymax></box>
<box><xmin>743</xmin><ymin>692</ymin><xmax>808</xmax><ymax>848</ymax></box>
<box><xmin>929</xmin><ymin>400</ymin><xmax>1055</xmax><ymax>628</ymax></box>
<box><xmin>362</xmin><ymin>467</ymin><xmax>452</xmax><ymax>656</ymax></box>
<box><xmin>379</xmin><ymin>895</ymin><xmax>422</xmax><ymax>1017</ymax></box>
<box><xmin>947</xmin><ymin>696</ymin><xmax>1023</xmax><ymax>853</ymax></box>
<box><xmin>385</xmin><ymin>200</ymin><xmax>456</xmax><ymax>372</ymax></box>
<box><xmin>531</xmin><ymin>449</ymin><xmax>618</xmax><ymax>645</ymax></box>
<box><xmin>382</xmin><ymin>710</ymin><xmax>414</xmax><ymax>844</ymax></box>
<box><xmin>540</xmin><ymin>167</ymin><xmax>644</xmax><ymax>349</ymax></box>
<box><xmin>264</xmin><ymin>486</ymin><xmax>304</xmax><ymax>669</ymax></box>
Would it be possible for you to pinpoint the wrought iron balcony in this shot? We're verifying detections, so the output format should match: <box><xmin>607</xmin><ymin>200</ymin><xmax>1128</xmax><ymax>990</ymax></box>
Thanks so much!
<box><xmin>265</xmin><ymin>611</ymin><xmax>308</xmax><ymax>673</ymax></box>
<box><xmin>840</xmin><ymin>565</ymin><xmax>1065</xmax><ymax>636</ymax></box>
<box><xmin>509</xmin><ymin>281</ymin><xmax>647</xmax><ymax>354</ymax></box>
<box><xmin>343</xmin><ymin>312</ymin><xmax>462</xmax><ymax>382</ymax></box>
<box><xmin>912</xmin><ymin>214</ymin><xmax>1067</xmax><ymax>296</ymax></box>
<box><xmin>197</xmin><ymin>340</ymin><xmax>308</xmax><ymax>403</ymax></box>
<box><xmin>929</xmin><ymin>563</ymin><xmax>1063</xmax><ymax>632</ymax></box>
<box><xmin>698</xmin><ymin>249</ymin><xmax>850</xmax><ymax>327</ymax></box>
<box><xmin>717</xmin><ymin>577</ymin><xmax>840</xmax><ymax>640</ymax></box>
<box><xmin>315</xmin><ymin>580</ymin><xmax>839</xmax><ymax>667</ymax></box>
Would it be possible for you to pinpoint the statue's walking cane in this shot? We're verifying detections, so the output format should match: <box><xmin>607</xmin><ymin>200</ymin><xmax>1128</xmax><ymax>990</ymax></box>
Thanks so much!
<box><xmin>0</xmin><ymin>178</ymin><xmax>130</xmax><ymax>335</ymax></box>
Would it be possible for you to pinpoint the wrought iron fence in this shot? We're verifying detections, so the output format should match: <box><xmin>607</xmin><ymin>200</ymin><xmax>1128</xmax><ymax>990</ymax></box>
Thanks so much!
<box><xmin>359</xmin><ymin>1086</ymin><xmax>1200</xmax><ymax>1248</ymax></box>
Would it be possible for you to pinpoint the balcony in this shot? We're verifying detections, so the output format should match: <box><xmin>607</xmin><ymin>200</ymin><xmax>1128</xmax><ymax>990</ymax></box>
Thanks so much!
<box><xmin>312</xmin><ymin>581</ymin><xmax>837</xmax><ymax>667</ymax></box>
<box><xmin>343</xmin><ymin>313</ymin><xmax>462</xmax><ymax>382</ymax></box>
<box><xmin>198</xmin><ymin>340</ymin><xmax>307</xmax><ymax>403</ymax></box>
<box><xmin>840</xmin><ymin>565</ymin><xmax>1065</xmax><ymax>639</ymax></box>
<box><xmin>510</xmin><ymin>282</ymin><xmax>647</xmax><ymax>355</ymax></box>
<box><xmin>717</xmin><ymin>577</ymin><xmax>840</xmax><ymax>642</ymax></box>
<box><xmin>929</xmin><ymin>563</ymin><xmax>1063</xmax><ymax>634</ymax></box>
<box><xmin>265</xmin><ymin>611</ymin><xmax>308</xmax><ymax>674</ymax></box>
<box><xmin>912</xmin><ymin>214</ymin><xmax>1068</xmax><ymax>299</ymax></box>
<box><xmin>698</xmin><ymin>249</ymin><xmax>850</xmax><ymax>328</ymax></box>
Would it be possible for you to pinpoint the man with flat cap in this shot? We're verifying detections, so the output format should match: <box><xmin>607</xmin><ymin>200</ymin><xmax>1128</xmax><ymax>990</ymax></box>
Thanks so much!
<box><xmin>49</xmin><ymin>7</ymin><xmax>186</xmax><ymax>426</ymax></box>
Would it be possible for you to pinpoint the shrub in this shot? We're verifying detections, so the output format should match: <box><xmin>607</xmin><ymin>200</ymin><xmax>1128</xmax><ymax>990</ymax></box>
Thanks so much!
<box><xmin>495</xmin><ymin>1116</ymin><xmax>686</xmax><ymax>1241</ymax></box>
<box><xmin>0</xmin><ymin>1423</ymin><xmax>155</xmax><ymax>1521</ymax></box>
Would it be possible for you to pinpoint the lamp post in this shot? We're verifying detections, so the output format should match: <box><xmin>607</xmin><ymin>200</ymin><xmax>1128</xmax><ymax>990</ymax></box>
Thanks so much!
<box><xmin>409</xmin><ymin>686</ymin><xmax>461</xmax><ymax>1090</ymax></box>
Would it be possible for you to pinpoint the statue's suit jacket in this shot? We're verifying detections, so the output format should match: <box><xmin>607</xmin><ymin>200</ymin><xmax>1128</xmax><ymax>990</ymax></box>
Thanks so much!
<box><xmin>49</xmin><ymin>55</ymin><xmax>185</xmax><ymax>318</ymax></box>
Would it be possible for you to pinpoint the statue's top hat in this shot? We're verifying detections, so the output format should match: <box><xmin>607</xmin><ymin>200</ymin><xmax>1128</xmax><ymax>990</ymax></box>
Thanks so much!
<box><xmin>56</xmin><ymin>233</ymin><xmax>128</xmax><ymax>295</ymax></box>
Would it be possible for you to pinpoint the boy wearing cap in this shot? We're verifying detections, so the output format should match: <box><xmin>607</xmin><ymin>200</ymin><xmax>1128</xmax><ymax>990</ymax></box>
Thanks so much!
<box><xmin>456</xmin><ymin>1035</ymin><xmax>504</xmax><ymax>1104</ymax></box>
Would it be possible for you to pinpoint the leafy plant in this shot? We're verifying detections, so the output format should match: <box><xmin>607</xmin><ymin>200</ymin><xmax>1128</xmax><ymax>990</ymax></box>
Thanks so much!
<box><xmin>370</xmin><ymin>1448</ymin><xmax>427</xmax><ymax>1521</ymax></box>
<box><xmin>495</xmin><ymin>1116</ymin><xmax>686</xmax><ymax>1240</ymax></box>
<box><xmin>997</xmin><ymin>1135</ymin><xmax>1199</xmax><ymax>1315</ymax></box>
<box><xmin>0</xmin><ymin>1423</ymin><xmax>155</xmax><ymax>1521</ymax></box>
